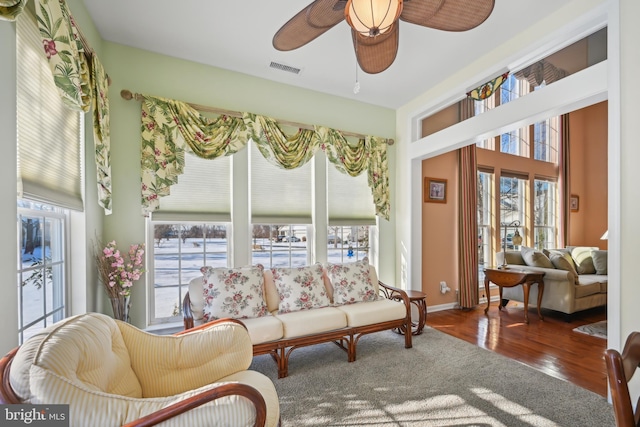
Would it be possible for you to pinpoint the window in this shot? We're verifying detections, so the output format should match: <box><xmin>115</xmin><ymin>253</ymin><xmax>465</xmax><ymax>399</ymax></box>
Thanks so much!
<box><xmin>150</xmin><ymin>222</ymin><xmax>229</xmax><ymax>321</ymax></box>
<box><xmin>16</xmin><ymin>10</ymin><xmax>80</xmax><ymax>342</ymax></box>
<box><xmin>148</xmin><ymin>140</ymin><xmax>380</xmax><ymax>324</ymax></box>
<box><xmin>534</xmin><ymin>117</ymin><xmax>560</xmax><ymax>163</ymax></box>
<box><xmin>421</xmin><ymin>29</ymin><xmax>606</xmax><ymax>139</ymax></box>
<box><xmin>327</xmin><ymin>226</ymin><xmax>372</xmax><ymax>264</ymax></box>
<box><xmin>499</xmin><ymin>74</ymin><xmax>528</xmax><ymax>106</ymax></box>
<box><xmin>534</xmin><ymin>179</ymin><xmax>558</xmax><ymax>250</ymax></box>
<box><xmin>499</xmin><ymin>175</ymin><xmax>527</xmax><ymax>249</ymax></box>
<box><xmin>477</xmin><ymin>171</ymin><xmax>493</xmax><ymax>280</ymax></box>
<box><xmin>17</xmin><ymin>201</ymin><xmax>66</xmax><ymax>344</ymax></box>
<box><xmin>251</xmin><ymin>224</ymin><xmax>309</xmax><ymax>268</ymax></box>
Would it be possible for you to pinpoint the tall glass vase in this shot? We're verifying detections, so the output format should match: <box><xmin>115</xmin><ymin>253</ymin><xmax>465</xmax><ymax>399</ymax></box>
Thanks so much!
<box><xmin>109</xmin><ymin>295</ymin><xmax>130</xmax><ymax>323</ymax></box>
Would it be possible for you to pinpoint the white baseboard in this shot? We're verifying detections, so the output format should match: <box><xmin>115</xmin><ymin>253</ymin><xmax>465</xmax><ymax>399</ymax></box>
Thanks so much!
<box><xmin>427</xmin><ymin>295</ymin><xmax>501</xmax><ymax>313</ymax></box>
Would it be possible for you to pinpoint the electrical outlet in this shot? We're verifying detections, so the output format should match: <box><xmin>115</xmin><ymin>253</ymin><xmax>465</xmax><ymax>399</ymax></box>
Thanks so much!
<box><xmin>439</xmin><ymin>281</ymin><xmax>450</xmax><ymax>294</ymax></box>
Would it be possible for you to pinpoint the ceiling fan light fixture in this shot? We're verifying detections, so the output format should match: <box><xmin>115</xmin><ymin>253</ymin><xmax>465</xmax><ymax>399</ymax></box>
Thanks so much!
<box><xmin>345</xmin><ymin>0</ymin><xmax>403</xmax><ymax>37</ymax></box>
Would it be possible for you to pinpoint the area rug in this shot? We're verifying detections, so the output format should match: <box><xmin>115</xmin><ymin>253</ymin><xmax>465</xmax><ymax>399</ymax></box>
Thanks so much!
<box><xmin>250</xmin><ymin>327</ymin><xmax>614</xmax><ymax>426</ymax></box>
<box><xmin>573</xmin><ymin>320</ymin><xmax>608</xmax><ymax>339</ymax></box>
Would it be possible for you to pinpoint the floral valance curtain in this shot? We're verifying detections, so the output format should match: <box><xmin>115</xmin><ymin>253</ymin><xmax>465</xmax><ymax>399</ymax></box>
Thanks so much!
<box><xmin>140</xmin><ymin>95</ymin><xmax>250</xmax><ymax>213</ymax></box>
<box><xmin>91</xmin><ymin>55</ymin><xmax>112</xmax><ymax>213</ymax></box>
<box><xmin>36</xmin><ymin>0</ymin><xmax>92</xmax><ymax>112</ymax></box>
<box><xmin>315</xmin><ymin>127</ymin><xmax>389</xmax><ymax>220</ymax></box>
<box><xmin>0</xmin><ymin>0</ymin><xmax>27</xmax><ymax>21</ymax></box>
<box><xmin>140</xmin><ymin>95</ymin><xmax>391</xmax><ymax>220</ymax></box>
<box><xmin>2</xmin><ymin>0</ymin><xmax>113</xmax><ymax>214</ymax></box>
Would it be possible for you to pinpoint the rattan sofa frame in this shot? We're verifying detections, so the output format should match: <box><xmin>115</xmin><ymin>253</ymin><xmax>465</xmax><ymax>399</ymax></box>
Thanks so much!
<box><xmin>183</xmin><ymin>280</ymin><xmax>413</xmax><ymax>378</ymax></box>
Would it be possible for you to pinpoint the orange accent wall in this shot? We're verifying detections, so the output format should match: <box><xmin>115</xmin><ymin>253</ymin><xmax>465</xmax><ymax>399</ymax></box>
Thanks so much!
<box><xmin>421</xmin><ymin>102</ymin><xmax>608</xmax><ymax>305</ymax></box>
<box><xmin>568</xmin><ymin>101</ymin><xmax>608</xmax><ymax>248</ymax></box>
<box><xmin>421</xmin><ymin>151</ymin><xmax>459</xmax><ymax>305</ymax></box>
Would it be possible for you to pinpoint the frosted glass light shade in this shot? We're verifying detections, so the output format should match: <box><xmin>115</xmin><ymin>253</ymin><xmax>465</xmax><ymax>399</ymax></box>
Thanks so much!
<box><xmin>345</xmin><ymin>0</ymin><xmax>403</xmax><ymax>37</ymax></box>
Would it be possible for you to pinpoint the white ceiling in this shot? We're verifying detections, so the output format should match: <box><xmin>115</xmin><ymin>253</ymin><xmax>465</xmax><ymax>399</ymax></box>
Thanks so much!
<box><xmin>81</xmin><ymin>0</ymin><xmax>574</xmax><ymax>109</ymax></box>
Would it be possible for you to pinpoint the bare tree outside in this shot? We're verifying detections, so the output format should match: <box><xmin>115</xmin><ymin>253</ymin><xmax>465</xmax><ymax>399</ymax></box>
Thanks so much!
<box><xmin>154</xmin><ymin>224</ymin><xmax>174</xmax><ymax>247</ymax></box>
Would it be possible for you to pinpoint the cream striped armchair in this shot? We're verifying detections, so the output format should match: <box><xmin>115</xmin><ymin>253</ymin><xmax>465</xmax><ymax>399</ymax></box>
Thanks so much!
<box><xmin>0</xmin><ymin>313</ymin><xmax>280</xmax><ymax>427</ymax></box>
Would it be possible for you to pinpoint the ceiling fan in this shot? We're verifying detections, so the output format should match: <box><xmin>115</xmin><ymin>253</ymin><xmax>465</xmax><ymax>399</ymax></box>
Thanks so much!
<box><xmin>273</xmin><ymin>0</ymin><xmax>495</xmax><ymax>74</ymax></box>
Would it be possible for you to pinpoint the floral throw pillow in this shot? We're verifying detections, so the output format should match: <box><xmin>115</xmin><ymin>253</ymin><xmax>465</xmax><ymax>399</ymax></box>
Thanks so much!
<box><xmin>272</xmin><ymin>263</ymin><xmax>330</xmax><ymax>314</ymax></box>
<box><xmin>326</xmin><ymin>257</ymin><xmax>378</xmax><ymax>305</ymax></box>
<box><xmin>201</xmin><ymin>265</ymin><xmax>269</xmax><ymax>322</ymax></box>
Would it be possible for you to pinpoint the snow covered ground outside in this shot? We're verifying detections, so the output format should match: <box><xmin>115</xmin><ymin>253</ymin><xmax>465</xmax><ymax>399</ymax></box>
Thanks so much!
<box><xmin>18</xmin><ymin>238</ymin><xmax>368</xmax><ymax>331</ymax></box>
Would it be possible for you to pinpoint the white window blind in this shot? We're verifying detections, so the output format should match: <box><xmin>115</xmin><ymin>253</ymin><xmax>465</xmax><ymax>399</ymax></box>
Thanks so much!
<box><xmin>327</xmin><ymin>160</ymin><xmax>375</xmax><ymax>225</ymax></box>
<box><xmin>16</xmin><ymin>10</ymin><xmax>83</xmax><ymax>211</ymax></box>
<box><xmin>250</xmin><ymin>142</ymin><xmax>312</xmax><ymax>224</ymax></box>
<box><xmin>151</xmin><ymin>150</ymin><xmax>231</xmax><ymax>222</ymax></box>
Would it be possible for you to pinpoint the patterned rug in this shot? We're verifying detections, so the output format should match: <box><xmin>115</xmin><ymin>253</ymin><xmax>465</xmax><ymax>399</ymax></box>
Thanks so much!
<box><xmin>573</xmin><ymin>320</ymin><xmax>607</xmax><ymax>339</ymax></box>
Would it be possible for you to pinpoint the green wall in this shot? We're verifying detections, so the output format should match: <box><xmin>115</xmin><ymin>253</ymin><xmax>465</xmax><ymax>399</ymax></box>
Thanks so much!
<box><xmin>101</xmin><ymin>42</ymin><xmax>396</xmax><ymax>327</ymax></box>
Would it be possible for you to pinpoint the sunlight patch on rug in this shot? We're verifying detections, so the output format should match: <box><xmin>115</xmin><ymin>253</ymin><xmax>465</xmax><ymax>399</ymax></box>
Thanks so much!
<box><xmin>573</xmin><ymin>320</ymin><xmax>607</xmax><ymax>339</ymax></box>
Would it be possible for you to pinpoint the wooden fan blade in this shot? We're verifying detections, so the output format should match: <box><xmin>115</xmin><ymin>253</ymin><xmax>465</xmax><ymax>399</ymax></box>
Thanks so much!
<box><xmin>401</xmin><ymin>0</ymin><xmax>495</xmax><ymax>31</ymax></box>
<box><xmin>273</xmin><ymin>0</ymin><xmax>346</xmax><ymax>51</ymax></box>
<box><xmin>352</xmin><ymin>24</ymin><xmax>399</xmax><ymax>74</ymax></box>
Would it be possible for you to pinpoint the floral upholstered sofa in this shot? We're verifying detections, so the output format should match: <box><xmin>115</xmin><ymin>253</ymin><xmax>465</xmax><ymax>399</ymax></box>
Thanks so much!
<box><xmin>183</xmin><ymin>258</ymin><xmax>412</xmax><ymax>378</ymax></box>
<box><xmin>497</xmin><ymin>246</ymin><xmax>607</xmax><ymax>317</ymax></box>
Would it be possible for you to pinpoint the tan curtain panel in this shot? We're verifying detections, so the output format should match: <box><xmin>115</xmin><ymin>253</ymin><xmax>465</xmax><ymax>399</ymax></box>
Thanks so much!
<box><xmin>457</xmin><ymin>145</ymin><xmax>479</xmax><ymax>308</ymax></box>
<box><xmin>457</xmin><ymin>98</ymin><xmax>479</xmax><ymax>308</ymax></box>
<box><xmin>0</xmin><ymin>0</ymin><xmax>27</xmax><ymax>21</ymax></box>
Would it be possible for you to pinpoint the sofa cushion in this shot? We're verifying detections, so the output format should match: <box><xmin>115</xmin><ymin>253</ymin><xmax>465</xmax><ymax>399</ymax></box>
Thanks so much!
<box><xmin>201</xmin><ymin>265</ymin><xmax>269</xmax><ymax>322</ymax></box>
<box><xmin>336</xmin><ymin>299</ymin><xmax>407</xmax><ymax>327</ymax></box>
<box><xmin>577</xmin><ymin>274</ymin><xmax>608</xmax><ymax>293</ymax></box>
<box><xmin>325</xmin><ymin>257</ymin><xmax>378</xmax><ymax>305</ymax></box>
<box><xmin>240</xmin><ymin>315</ymin><xmax>284</xmax><ymax>345</ymax></box>
<box><xmin>272</xmin><ymin>263</ymin><xmax>330</xmax><ymax>314</ymax></box>
<box><xmin>274</xmin><ymin>307</ymin><xmax>347</xmax><ymax>338</ymax></box>
<box><xmin>499</xmin><ymin>251</ymin><xmax>526</xmax><ymax>265</ymax></box>
<box><xmin>570</xmin><ymin>246</ymin><xmax>599</xmax><ymax>275</ymax></box>
<box><xmin>548</xmin><ymin>252</ymin><xmax>578</xmax><ymax>275</ymax></box>
<box><xmin>521</xmin><ymin>246</ymin><xmax>554</xmax><ymax>269</ymax></box>
<box><xmin>262</xmin><ymin>269</ymin><xmax>280</xmax><ymax>313</ymax></box>
<box><xmin>575</xmin><ymin>275</ymin><xmax>605</xmax><ymax>298</ymax></box>
<box><xmin>591</xmin><ymin>250</ymin><xmax>608</xmax><ymax>275</ymax></box>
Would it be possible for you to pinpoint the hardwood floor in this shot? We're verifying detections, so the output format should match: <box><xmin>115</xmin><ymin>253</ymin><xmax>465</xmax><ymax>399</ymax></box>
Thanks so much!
<box><xmin>426</xmin><ymin>301</ymin><xmax>609</xmax><ymax>397</ymax></box>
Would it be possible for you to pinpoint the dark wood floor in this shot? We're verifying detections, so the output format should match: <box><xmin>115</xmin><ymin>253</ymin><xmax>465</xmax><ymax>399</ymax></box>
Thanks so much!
<box><xmin>426</xmin><ymin>301</ymin><xmax>608</xmax><ymax>397</ymax></box>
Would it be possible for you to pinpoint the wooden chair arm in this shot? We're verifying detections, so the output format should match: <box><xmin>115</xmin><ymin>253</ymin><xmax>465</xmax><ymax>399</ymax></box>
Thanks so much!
<box><xmin>378</xmin><ymin>280</ymin><xmax>412</xmax><ymax>332</ymax></box>
<box><xmin>378</xmin><ymin>280</ymin><xmax>410</xmax><ymax>305</ymax></box>
<box><xmin>122</xmin><ymin>382</ymin><xmax>267</xmax><ymax>427</ymax></box>
<box><xmin>0</xmin><ymin>347</ymin><xmax>20</xmax><ymax>404</ymax></box>
<box><xmin>182</xmin><ymin>291</ymin><xmax>195</xmax><ymax>330</ymax></box>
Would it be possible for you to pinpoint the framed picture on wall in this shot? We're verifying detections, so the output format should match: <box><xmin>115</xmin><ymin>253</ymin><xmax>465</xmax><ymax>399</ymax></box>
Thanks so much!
<box><xmin>570</xmin><ymin>194</ymin><xmax>579</xmax><ymax>212</ymax></box>
<box><xmin>425</xmin><ymin>177</ymin><xmax>447</xmax><ymax>203</ymax></box>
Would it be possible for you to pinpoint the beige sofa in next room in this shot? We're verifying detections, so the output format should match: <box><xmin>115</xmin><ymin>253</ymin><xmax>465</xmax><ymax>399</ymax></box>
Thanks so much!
<box><xmin>496</xmin><ymin>246</ymin><xmax>607</xmax><ymax>318</ymax></box>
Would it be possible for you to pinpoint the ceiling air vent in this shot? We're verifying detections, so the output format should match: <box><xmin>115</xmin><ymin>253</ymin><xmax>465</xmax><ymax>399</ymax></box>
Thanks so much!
<box><xmin>269</xmin><ymin>61</ymin><xmax>302</xmax><ymax>75</ymax></box>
